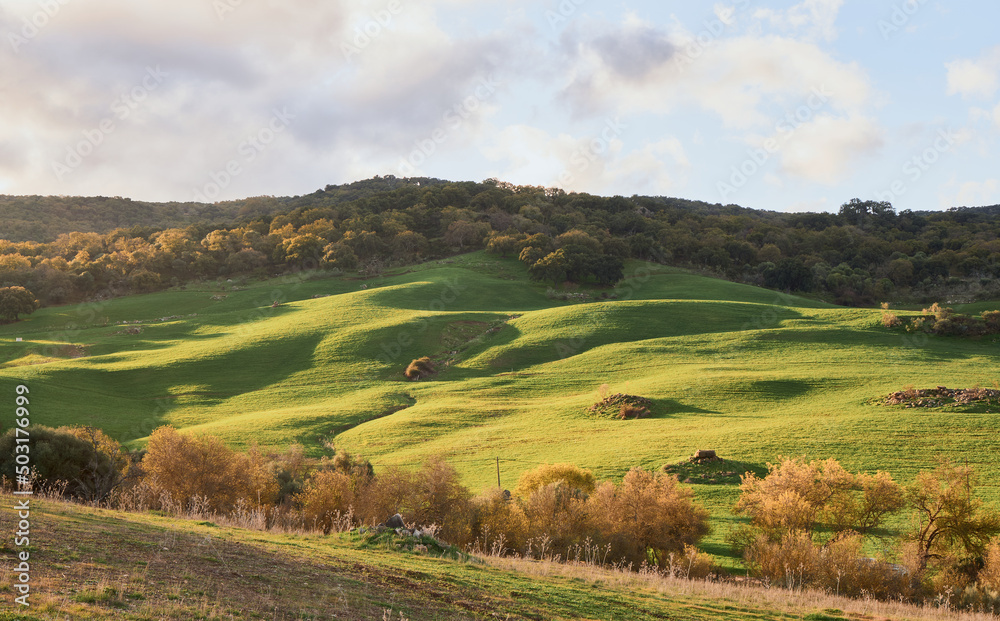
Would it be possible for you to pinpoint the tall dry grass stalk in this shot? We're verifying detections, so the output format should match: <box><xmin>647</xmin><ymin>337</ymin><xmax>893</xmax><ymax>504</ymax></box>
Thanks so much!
<box><xmin>482</xmin><ymin>554</ymin><xmax>1000</xmax><ymax>621</ymax></box>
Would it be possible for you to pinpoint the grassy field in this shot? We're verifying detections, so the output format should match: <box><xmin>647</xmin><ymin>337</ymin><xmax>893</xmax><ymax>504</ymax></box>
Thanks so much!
<box><xmin>1</xmin><ymin>252</ymin><xmax>999</xmax><ymax>568</ymax></box>
<box><xmin>3</xmin><ymin>494</ymin><xmax>999</xmax><ymax>620</ymax></box>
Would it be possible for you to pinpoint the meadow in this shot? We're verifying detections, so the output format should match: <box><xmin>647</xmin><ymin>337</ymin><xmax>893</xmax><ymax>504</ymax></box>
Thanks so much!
<box><xmin>1</xmin><ymin>251</ymin><xmax>998</xmax><ymax>567</ymax></box>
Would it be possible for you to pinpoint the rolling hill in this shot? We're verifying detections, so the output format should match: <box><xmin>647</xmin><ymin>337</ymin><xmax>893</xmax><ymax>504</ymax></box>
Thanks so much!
<box><xmin>1</xmin><ymin>251</ymin><xmax>999</xmax><ymax>567</ymax></box>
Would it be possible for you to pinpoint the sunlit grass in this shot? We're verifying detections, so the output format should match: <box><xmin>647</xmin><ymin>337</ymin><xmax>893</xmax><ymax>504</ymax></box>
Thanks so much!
<box><xmin>1</xmin><ymin>251</ymin><xmax>998</xmax><ymax>571</ymax></box>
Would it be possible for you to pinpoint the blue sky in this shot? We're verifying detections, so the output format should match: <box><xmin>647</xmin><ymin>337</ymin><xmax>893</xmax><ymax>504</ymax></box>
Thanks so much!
<box><xmin>1</xmin><ymin>0</ymin><xmax>998</xmax><ymax>213</ymax></box>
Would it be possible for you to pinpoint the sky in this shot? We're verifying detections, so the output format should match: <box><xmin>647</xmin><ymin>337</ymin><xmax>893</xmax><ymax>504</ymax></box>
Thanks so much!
<box><xmin>0</xmin><ymin>0</ymin><xmax>998</xmax><ymax>213</ymax></box>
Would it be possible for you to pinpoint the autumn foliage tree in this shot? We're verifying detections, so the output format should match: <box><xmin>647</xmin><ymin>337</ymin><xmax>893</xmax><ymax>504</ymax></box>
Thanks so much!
<box><xmin>515</xmin><ymin>463</ymin><xmax>596</xmax><ymax>497</ymax></box>
<box><xmin>297</xmin><ymin>470</ymin><xmax>354</xmax><ymax>534</ymax></box>
<box><xmin>0</xmin><ymin>286</ymin><xmax>39</xmax><ymax>323</ymax></box>
<box><xmin>907</xmin><ymin>461</ymin><xmax>1000</xmax><ymax>573</ymax></box>
<box><xmin>588</xmin><ymin>468</ymin><xmax>710</xmax><ymax>568</ymax></box>
<box><xmin>142</xmin><ymin>426</ymin><xmax>277</xmax><ymax>513</ymax></box>
<box><xmin>734</xmin><ymin>456</ymin><xmax>904</xmax><ymax>543</ymax></box>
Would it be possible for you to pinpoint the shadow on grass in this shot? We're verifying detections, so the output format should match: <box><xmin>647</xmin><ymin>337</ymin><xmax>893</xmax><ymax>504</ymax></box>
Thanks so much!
<box><xmin>37</xmin><ymin>327</ymin><xmax>326</xmax><ymax>442</ymax></box>
<box><xmin>649</xmin><ymin>398</ymin><xmax>718</xmax><ymax>417</ymax></box>
<box><xmin>662</xmin><ymin>459</ymin><xmax>767</xmax><ymax>486</ymax></box>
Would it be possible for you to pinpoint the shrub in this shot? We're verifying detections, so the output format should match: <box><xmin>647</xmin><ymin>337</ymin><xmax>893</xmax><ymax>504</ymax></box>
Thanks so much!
<box><xmin>980</xmin><ymin>538</ymin><xmax>1000</xmax><ymax>592</ymax></box>
<box><xmin>408</xmin><ymin>457</ymin><xmax>474</xmax><ymax>546</ymax></box>
<box><xmin>744</xmin><ymin>530</ymin><xmax>818</xmax><ymax>589</ymax></box>
<box><xmin>736</xmin><ymin>457</ymin><xmax>850</xmax><ymax>537</ymax></box>
<box><xmin>923</xmin><ymin>302</ymin><xmax>953</xmax><ymax>321</ymax></box>
<box><xmin>671</xmin><ymin>544</ymin><xmax>714</xmax><ymax>580</ymax></box>
<box><xmin>473</xmin><ymin>488</ymin><xmax>529</xmax><ymax>554</ymax></box>
<box><xmin>591</xmin><ymin>468</ymin><xmax>710</xmax><ymax>568</ymax></box>
<box><xmin>297</xmin><ymin>470</ymin><xmax>355</xmax><ymax>534</ymax></box>
<box><xmin>355</xmin><ymin>466</ymin><xmax>411</xmax><ymax>526</ymax></box>
<box><xmin>515</xmin><ymin>463</ymin><xmax>596</xmax><ymax>497</ymax></box>
<box><xmin>274</xmin><ymin>443</ymin><xmax>309</xmax><ymax>504</ymax></box>
<box><xmin>881</xmin><ymin>303</ymin><xmax>901</xmax><ymax>328</ymax></box>
<box><xmin>882</xmin><ymin>312</ymin><xmax>901</xmax><ymax>328</ymax></box>
<box><xmin>329</xmin><ymin>449</ymin><xmax>374</xmax><ymax>490</ymax></box>
<box><xmin>744</xmin><ymin>531</ymin><xmax>909</xmax><ymax>598</ymax></box>
<box><xmin>0</xmin><ymin>425</ymin><xmax>118</xmax><ymax>500</ymax></box>
<box><xmin>58</xmin><ymin>425</ymin><xmax>133</xmax><ymax>500</ymax></box>
<box><xmin>736</xmin><ymin>456</ymin><xmax>902</xmax><ymax>541</ymax></box>
<box><xmin>355</xmin><ymin>457</ymin><xmax>473</xmax><ymax>545</ymax></box>
<box><xmin>819</xmin><ymin>534</ymin><xmax>911</xmax><ymax>600</ymax></box>
<box><xmin>404</xmin><ymin>357</ymin><xmax>436</xmax><ymax>380</ymax></box>
<box><xmin>983</xmin><ymin>310</ymin><xmax>1000</xmax><ymax>333</ymax></box>
<box><xmin>523</xmin><ymin>481</ymin><xmax>590</xmax><ymax>558</ymax></box>
<box><xmin>142</xmin><ymin>426</ymin><xmax>274</xmax><ymax>513</ymax></box>
<box><xmin>238</xmin><ymin>444</ymin><xmax>280</xmax><ymax>508</ymax></box>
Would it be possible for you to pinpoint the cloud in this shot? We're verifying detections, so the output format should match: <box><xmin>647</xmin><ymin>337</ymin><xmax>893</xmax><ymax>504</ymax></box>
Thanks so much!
<box><xmin>946</xmin><ymin>46</ymin><xmax>1000</xmax><ymax>99</ymax></box>
<box><xmin>753</xmin><ymin>0</ymin><xmax>845</xmax><ymax>42</ymax></box>
<box><xmin>0</xmin><ymin>0</ymin><xmax>532</xmax><ymax>200</ymax></box>
<box><xmin>481</xmin><ymin>123</ymin><xmax>688</xmax><ymax>195</ymax></box>
<box><xmin>775</xmin><ymin>115</ymin><xmax>884</xmax><ymax>184</ymax></box>
<box><xmin>940</xmin><ymin>178</ymin><xmax>1000</xmax><ymax>207</ymax></box>
<box><xmin>556</xmin><ymin>16</ymin><xmax>872</xmax><ymax>129</ymax></box>
<box><xmin>588</xmin><ymin>22</ymin><xmax>676</xmax><ymax>81</ymax></box>
<box><xmin>551</xmin><ymin>13</ymin><xmax>880</xmax><ymax>187</ymax></box>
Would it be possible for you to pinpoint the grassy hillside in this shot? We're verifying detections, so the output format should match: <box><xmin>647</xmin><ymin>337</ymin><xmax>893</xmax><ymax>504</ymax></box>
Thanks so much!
<box><xmin>1</xmin><ymin>252</ymin><xmax>999</xmax><ymax>566</ymax></box>
<box><xmin>1</xmin><ymin>494</ymin><xmax>994</xmax><ymax>620</ymax></box>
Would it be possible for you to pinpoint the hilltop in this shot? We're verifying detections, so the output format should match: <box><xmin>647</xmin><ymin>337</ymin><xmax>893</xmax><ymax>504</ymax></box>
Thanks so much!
<box><xmin>1</xmin><ymin>178</ymin><xmax>999</xmax><ymax>314</ymax></box>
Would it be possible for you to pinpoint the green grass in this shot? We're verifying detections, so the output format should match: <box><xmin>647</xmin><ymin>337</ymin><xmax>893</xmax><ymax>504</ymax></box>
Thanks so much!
<box><xmin>2</xmin><ymin>251</ymin><xmax>1000</xmax><ymax>571</ymax></box>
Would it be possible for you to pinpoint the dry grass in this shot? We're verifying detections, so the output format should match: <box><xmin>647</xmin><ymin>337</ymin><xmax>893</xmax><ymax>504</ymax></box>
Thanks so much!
<box><xmin>482</xmin><ymin>554</ymin><xmax>1000</xmax><ymax>621</ymax></box>
<box><xmin>11</xmin><ymin>491</ymin><xmax>1000</xmax><ymax>620</ymax></box>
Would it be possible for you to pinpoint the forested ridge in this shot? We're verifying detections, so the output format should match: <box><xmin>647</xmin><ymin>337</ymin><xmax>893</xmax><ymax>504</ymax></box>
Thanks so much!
<box><xmin>1</xmin><ymin>176</ymin><xmax>999</xmax><ymax>312</ymax></box>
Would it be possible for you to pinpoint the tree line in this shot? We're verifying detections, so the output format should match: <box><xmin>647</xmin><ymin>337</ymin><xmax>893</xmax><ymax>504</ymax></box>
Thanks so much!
<box><xmin>2</xmin><ymin>178</ymin><xmax>1000</xmax><ymax>317</ymax></box>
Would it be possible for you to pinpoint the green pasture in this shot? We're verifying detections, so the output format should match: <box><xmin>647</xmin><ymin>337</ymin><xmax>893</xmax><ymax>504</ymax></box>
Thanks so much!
<box><xmin>1</xmin><ymin>251</ymin><xmax>998</xmax><ymax>566</ymax></box>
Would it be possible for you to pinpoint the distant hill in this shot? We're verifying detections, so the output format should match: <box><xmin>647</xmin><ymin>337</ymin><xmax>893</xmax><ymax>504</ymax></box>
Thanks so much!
<box><xmin>0</xmin><ymin>177</ymin><xmax>449</xmax><ymax>242</ymax></box>
<box><xmin>1</xmin><ymin>176</ymin><xmax>999</xmax><ymax>310</ymax></box>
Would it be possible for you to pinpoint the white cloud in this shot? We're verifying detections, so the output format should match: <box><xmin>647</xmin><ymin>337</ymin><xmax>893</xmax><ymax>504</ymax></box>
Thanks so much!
<box><xmin>940</xmin><ymin>178</ymin><xmax>1000</xmax><ymax>207</ymax></box>
<box><xmin>0</xmin><ymin>0</ymin><xmax>532</xmax><ymax>200</ymax></box>
<box><xmin>558</xmin><ymin>19</ymin><xmax>872</xmax><ymax>128</ymax></box>
<box><xmin>481</xmin><ymin>124</ymin><xmax>688</xmax><ymax>195</ymax></box>
<box><xmin>775</xmin><ymin>115</ymin><xmax>883</xmax><ymax>184</ymax></box>
<box><xmin>946</xmin><ymin>46</ymin><xmax>1000</xmax><ymax>99</ymax></box>
<box><xmin>753</xmin><ymin>0</ymin><xmax>845</xmax><ymax>42</ymax></box>
<box><xmin>553</xmin><ymin>15</ymin><xmax>880</xmax><ymax>187</ymax></box>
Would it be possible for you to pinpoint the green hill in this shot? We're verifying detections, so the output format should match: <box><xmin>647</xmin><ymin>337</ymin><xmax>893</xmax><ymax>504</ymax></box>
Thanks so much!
<box><xmin>1</xmin><ymin>251</ymin><xmax>999</xmax><ymax>568</ymax></box>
